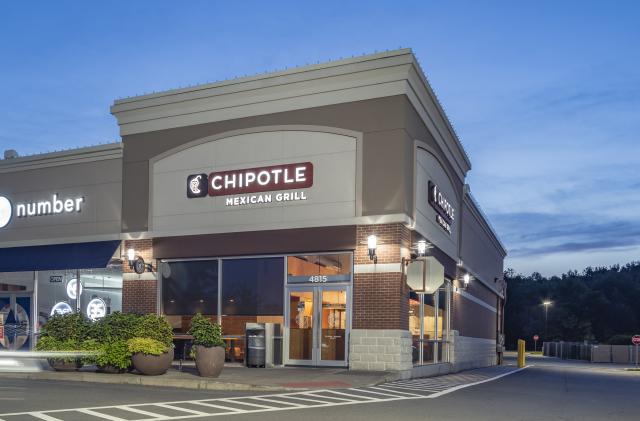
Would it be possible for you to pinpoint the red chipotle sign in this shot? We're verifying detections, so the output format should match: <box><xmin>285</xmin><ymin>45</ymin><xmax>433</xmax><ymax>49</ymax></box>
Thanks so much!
<box><xmin>187</xmin><ymin>162</ymin><xmax>313</xmax><ymax>198</ymax></box>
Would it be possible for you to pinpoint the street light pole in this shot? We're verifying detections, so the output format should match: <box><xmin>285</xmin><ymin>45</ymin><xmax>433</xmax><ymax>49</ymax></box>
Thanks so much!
<box><xmin>542</xmin><ymin>300</ymin><xmax>552</xmax><ymax>339</ymax></box>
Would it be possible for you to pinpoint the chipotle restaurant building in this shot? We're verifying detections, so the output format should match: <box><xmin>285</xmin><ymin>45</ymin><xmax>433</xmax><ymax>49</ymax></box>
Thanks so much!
<box><xmin>0</xmin><ymin>49</ymin><xmax>506</xmax><ymax>377</ymax></box>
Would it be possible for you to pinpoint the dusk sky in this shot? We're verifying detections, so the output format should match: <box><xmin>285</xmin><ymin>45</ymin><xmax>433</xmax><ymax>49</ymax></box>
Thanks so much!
<box><xmin>1</xmin><ymin>1</ymin><xmax>638</xmax><ymax>276</ymax></box>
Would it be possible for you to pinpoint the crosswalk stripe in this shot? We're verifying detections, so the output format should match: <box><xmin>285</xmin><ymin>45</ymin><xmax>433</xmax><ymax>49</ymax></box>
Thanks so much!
<box><xmin>274</xmin><ymin>394</ymin><xmax>335</xmax><ymax>405</ymax></box>
<box><xmin>249</xmin><ymin>396</ymin><xmax>306</xmax><ymax>407</ymax></box>
<box><xmin>353</xmin><ymin>388</ymin><xmax>418</xmax><ymax>398</ymax></box>
<box><xmin>0</xmin><ymin>367</ymin><xmax>527</xmax><ymax>421</ymax></box>
<box><xmin>367</xmin><ymin>386</ymin><xmax>424</xmax><ymax>397</ymax></box>
<box><xmin>218</xmin><ymin>398</ymin><xmax>275</xmax><ymax>409</ymax></box>
<box><xmin>30</xmin><ymin>413</ymin><xmax>64</xmax><ymax>421</ymax></box>
<box><xmin>77</xmin><ymin>408</ymin><xmax>128</xmax><ymax>421</ymax></box>
<box><xmin>301</xmin><ymin>392</ymin><xmax>358</xmax><ymax>402</ymax></box>
<box><xmin>154</xmin><ymin>403</ymin><xmax>208</xmax><ymax>415</ymax></box>
<box><xmin>383</xmin><ymin>384</ymin><xmax>447</xmax><ymax>392</ymax></box>
<box><xmin>322</xmin><ymin>390</ymin><xmax>377</xmax><ymax>400</ymax></box>
<box><xmin>189</xmin><ymin>401</ymin><xmax>244</xmax><ymax>412</ymax></box>
<box><xmin>117</xmin><ymin>406</ymin><xmax>167</xmax><ymax>418</ymax></box>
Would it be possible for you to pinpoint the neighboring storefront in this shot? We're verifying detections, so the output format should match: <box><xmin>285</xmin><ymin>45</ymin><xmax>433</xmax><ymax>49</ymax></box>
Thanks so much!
<box><xmin>0</xmin><ymin>49</ymin><xmax>506</xmax><ymax>377</ymax></box>
<box><xmin>0</xmin><ymin>144</ymin><xmax>124</xmax><ymax>349</ymax></box>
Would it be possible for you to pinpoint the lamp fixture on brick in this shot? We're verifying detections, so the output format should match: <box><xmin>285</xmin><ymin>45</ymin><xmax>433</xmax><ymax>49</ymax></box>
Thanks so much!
<box><xmin>367</xmin><ymin>234</ymin><xmax>377</xmax><ymax>263</ymax></box>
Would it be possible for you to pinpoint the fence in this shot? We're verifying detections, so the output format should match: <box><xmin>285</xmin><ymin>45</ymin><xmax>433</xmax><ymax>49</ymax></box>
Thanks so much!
<box><xmin>543</xmin><ymin>341</ymin><xmax>638</xmax><ymax>364</ymax></box>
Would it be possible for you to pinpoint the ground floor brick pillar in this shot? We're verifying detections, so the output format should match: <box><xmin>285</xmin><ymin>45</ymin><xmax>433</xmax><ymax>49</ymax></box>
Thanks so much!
<box><xmin>349</xmin><ymin>224</ymin><xmax>412</xmax><ymax>372</ymax></box>
<box><xmin>121</xmin><ymin>239</ymin><xmax>157</xmax><ymax>314</ymax></box>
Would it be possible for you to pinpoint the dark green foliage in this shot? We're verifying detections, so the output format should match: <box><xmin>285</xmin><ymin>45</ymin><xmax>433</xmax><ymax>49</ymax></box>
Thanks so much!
<box><xmin>39</xmin><ymin>313</ymin><xmax>89</xmax><ymax>342</ymax></box>
<box><xmin>127</xmin><ymin>337</ymin><xmax>169</xmax><ymax>355</ymax></box>
<box><xmin>36</xmin><ymin>314</ymin><xmax>95</xmax><ymax>363</ymax></box>
<box><xmin>188</xmin><ymin>313</ymin><xmax>224</xmax><ymax>348</ymax></box>
<box><xmin>87</xmin><ymin>312</ymin><xmax>139</xmax><ymax>343</ymax></box>
<box><xmin>133</xmin><ymin>314</ymin><xmax>174</xmax><ymax>347</ymax></box>
<box><xmin>95</xmin><ymin>340</ymin><xmax>132</xmax><ymax>369</ymax></box>
<box><xmin>38</xmin><ymin>312</ymin><xmax>175</xmax><ymax>370</ymax></box>
<box><xmin>505</xmin><ymin>262</ymin><xmax>640</xmax><ymax>350</ymax></box>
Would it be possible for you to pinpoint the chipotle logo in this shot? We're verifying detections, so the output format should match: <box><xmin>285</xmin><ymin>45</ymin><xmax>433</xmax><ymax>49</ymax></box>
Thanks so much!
<box><xmin>187</xmin><ymin>162</ymin><xmax>313</xmax><ymax>198</ymax></box>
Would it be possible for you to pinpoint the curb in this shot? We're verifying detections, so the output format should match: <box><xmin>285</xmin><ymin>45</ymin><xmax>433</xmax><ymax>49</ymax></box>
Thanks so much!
<box><xmin>0</xmin><ymin>371</ymin><xmax>297</xmax><ymax>392</ymax></box>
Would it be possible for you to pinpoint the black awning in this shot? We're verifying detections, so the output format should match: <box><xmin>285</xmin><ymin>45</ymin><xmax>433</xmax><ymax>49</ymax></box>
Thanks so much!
<box><xmin>0</xmin><ymin>240</ymin><xmax>120</xmax><ymax>272</ymax></box>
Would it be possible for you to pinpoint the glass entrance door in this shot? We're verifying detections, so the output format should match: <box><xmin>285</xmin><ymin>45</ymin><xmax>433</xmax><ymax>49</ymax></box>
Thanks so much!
<box><xmin>285</xmin><ymin>286</ymin><xmax>349</xmax><ymax>366</ymax></box>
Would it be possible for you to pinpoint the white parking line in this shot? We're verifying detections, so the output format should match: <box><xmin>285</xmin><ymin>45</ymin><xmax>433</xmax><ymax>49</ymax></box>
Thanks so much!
<box><xmin>249</xmin><ymin>396</ymin><xmax>306</xmax><ymax>407</ymax></box>
<box><xmin>189</xmin><ymin>401</ymin><xmax>244</xmax><ymax>412</ymax></box>
<box><xmin>77</xmin><ymin>408</ymin><xmax>128</xmax><ymax>421</ymax></box>
<box><xmin>155</xmin><ymin>403</ymin><xmax>209</xmax><ymax>415</ymax></box>
<box><xmin>30</xmin><ymin>413</ymin><xmax>64</xmax><ymax>421</ymax></box>
<box><xmin>117</xmin><ymin>405</ymin><xmax>167</xmax><ymax>418</ymax></box>
<box><xmin>367</xmin><ymin>386</ymin><xmax>424</xmax><ymax>397</ymax></box>
<box><xmin>427</xmin><ymin>365</ymin><xmax>529</xmax><ymax>398</ymax></box>
<box><xmin>0</xmin><ymin>367</ymin><xmax>528</xmax><ymax>421</ymax></box>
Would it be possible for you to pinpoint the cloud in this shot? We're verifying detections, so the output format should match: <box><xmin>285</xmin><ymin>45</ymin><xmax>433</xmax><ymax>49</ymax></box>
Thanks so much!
<box><xmin>523</xmin><ymin>86</ymin><xmax>640</xmax><ymax>115</ymax></box>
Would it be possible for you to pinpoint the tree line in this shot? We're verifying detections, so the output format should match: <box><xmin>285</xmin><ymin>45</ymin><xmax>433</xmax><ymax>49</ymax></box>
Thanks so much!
<box><xmin>504</xmin><ymin>262</ymin><xmax>640</xmax><ymax>350</ymax></box>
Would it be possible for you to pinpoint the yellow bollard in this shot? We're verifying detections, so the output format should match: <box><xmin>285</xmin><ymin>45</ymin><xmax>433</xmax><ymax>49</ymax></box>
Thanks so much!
<box><xmin>517</xmin><ymin>339</ymin><xmax>526</xmax><ymax>368</ymax></box>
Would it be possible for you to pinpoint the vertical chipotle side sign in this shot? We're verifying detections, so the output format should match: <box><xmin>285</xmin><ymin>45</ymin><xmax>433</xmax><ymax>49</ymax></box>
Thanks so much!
<box><xmin>428</xmin><ymin>181</ymin><xmax>455</xmax><ymax>234</ymax></box>
<box><xmin>187</xmin><ymin>162</ymin><xmax>313</xmax><ymax>206</ymax></box>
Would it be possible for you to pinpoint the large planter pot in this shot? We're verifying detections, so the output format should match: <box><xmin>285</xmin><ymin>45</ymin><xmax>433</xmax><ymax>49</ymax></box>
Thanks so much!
<box><xmin>48</xmin><ymin>359</ymin><xmax>82</xmax><ymax>371</ymax></box>
<box><xmin>194</xmin><ymin>345</ymin><xmax>225</xmax><ymax>378</ymax></box>
<box><xmin>132</xmin><ymin>348</ymin><xmax>174</xmax><ymax>376</ymax></box>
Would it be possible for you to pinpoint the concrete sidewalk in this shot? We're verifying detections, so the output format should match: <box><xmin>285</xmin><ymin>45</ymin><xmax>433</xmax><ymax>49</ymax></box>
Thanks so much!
<box><xmin>0</xmin><ymin>361</ymin><xmax>398</xmax><ymax>391</ymax></box>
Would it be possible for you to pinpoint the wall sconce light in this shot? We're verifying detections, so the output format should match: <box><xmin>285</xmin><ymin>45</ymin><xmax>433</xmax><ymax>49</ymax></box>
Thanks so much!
<box><xmin>127</xmin><ymin>248</ymin><xmax>136</xmax><ymax>268</ymax></box>
<box><xmin>417</xmin><ymin>240</ymin><xmax>427</xmax><ymax>256</ymax></box>
<box><xmin>462</xmin><ymin>273</ymin><xmax>472</xmax><ymax>289</ymax></box>
<box><xmin>367</xmin><ymin>234</ymin><xmax>378</xmax><ymax>264</ymax></box>
<box><xmin>127</xmin><ymin>247</ymin><xmax>153</xmax><ymax>274</ymax></box>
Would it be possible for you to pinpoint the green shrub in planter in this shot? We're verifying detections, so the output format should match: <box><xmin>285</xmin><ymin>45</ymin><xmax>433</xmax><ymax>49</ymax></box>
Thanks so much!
<box><xmin>88</xmin><ymin>312</ymin><xmax>139</xmax><ymax>343</ymax></box>
<box><xmin>40</xmin><ymin>313</ymin><xmax>90</xmax><ymax>342</ymax></box>
<box><xmin>133</xmin><ymin>314</ymin><xmax>173</xmax><ymax>348</ymax></box>
<box><xmin>35</xmin><ymin>336</ymin><xmax>78</xmax><ymax>360</ymax></box>
<box><xmin>127</xmin><ymin>337</ymin><xmax>174</xmax><ymax>376</ymax></box>
<box><xmin>37</xmin><ymin>313</ymin><xmax>92</xmax><ymax>370</ymax></box>
<box><xmin>188</xmin><ymin>314</ymin><xmax>225</xmax><ymax>377</ymax></box>
<box><xmin>95</xmin><ymin>340</ymin><xmax>132</xmax><ymax>371</ymax></box>
<box><xmin>127</xmin><ymin>338</ymin><xmax>169</xmax><ymax>356</ymax></box>
<box><xmin>188</xmin><ymin>313</ymin><xmax>225</xmax><ymax>350</ymax></box>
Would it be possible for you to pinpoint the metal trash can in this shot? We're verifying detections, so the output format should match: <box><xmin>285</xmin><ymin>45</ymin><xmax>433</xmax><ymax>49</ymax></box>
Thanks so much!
<box><xmin>245</xmin><ymin>323</ymin><xmax>266</xmax><ymax>367</ymax></box>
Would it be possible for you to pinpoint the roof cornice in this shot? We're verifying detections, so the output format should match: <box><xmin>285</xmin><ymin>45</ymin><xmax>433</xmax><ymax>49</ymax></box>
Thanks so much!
<box><xmin>110</xmin><ymin>49</ymin><xmax>471</xmax><ymax>180</ymax></box>
<box><xmin>0</xmin><ymin>143</ymin><xmax>123</xmax><ymax>174</ymax></box>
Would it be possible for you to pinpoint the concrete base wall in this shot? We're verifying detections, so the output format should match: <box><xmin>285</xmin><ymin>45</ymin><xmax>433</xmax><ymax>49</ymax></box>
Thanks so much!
<box><xmin>450</xmin><ymin>330</ymin><xmax>497</xmax><ymax>371</ymax></box>
<box><xmin>410</xmin><ymin>362</ymin><xmax>452</xmax><ymax>379</ymax></box>
<box><xmin>349</xmin><ymin>329</ymin><xmax>413</xmax><ymax>372</ymax></box>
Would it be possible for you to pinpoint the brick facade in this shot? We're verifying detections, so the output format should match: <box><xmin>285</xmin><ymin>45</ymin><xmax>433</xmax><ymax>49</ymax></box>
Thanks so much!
<box><xmin>122</xmin><ymin>279</ymin><xmax>157</xmax><ymax>314</ymax></box>
<box><xmin>353</xmin><ymin>223</ymin><xmax>412</xmax><ymax>331</ymax></box>
<box><xmin>122</xmin><ymin>238</ymin><xmax>157</xmax><ymax>314</ymax></box>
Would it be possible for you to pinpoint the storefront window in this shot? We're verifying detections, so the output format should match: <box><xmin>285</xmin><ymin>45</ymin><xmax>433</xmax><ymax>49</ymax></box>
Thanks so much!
<box><xmin>408</xmin><ymin>292</ymin><xmax>421</xmax><ymax>363</ymax></box>
<box><xmin>221</xmin><ymin>257</ymin><xmax>284</xmax><ymax>363</ymax></box>
<box><xmin>38</xmin><ymin>267</ymin><xmax>122</xmax><ymax>326</ymax></box>
<box><xmin>287</xmin><ymin>253</ymin><xmax>351</xmax><ymax>283</ymax></box>
<box><xmin>161</xmin><ymin>260</ymin><xmax>218</xmax><ymax>334</ymax></box>
<box><xmin>409</xmin><ymin>283</ymin><xmax>450</xmax><ymax>365</ymax></box>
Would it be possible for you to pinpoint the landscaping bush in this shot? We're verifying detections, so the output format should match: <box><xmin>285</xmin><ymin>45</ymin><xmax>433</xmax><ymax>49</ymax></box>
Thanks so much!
<box><xmin>95</xmin><ymin>340</ymin><xmax>132</xmax><ymax>370</ymax></box>
<box><xmin>127</xmin><ymin>337</ymin><xmax>168</xmax><ymax>356</ymax></box>
<box><xmin>39</xmin><ymin>313</ymin><xmax>89</xmax><ymax>342</ymax></box>
<box><xmin>188</xmin><ymin>313</ymin><xmax>224</xmax><ymax>348</ymax></box>
<box><xmin>88</xmin><ymin>312</ymin><xmax>139</xmax><ymax>343</ymax></box>
<box><xmin>36</xmin><ymin>313</ymin><xmax>94</xmax><ymax>364</ymax></box>
<box><xmin>133</xmin><ymin>314</ymin><xmax>173</xmax><ymax>347</ymax></box>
